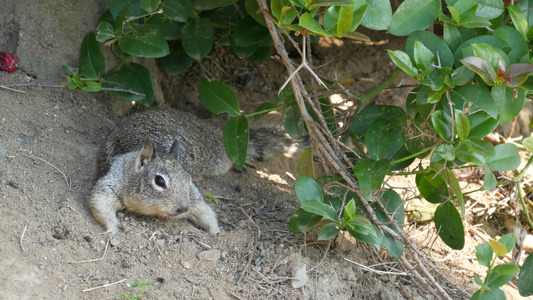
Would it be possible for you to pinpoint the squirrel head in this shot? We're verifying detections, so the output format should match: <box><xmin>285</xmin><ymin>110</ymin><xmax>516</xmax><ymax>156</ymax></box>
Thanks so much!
<box><xmin>125</xmin><ymin>139</ymin><xmax>191</xmax><ymax>218</ymax></box>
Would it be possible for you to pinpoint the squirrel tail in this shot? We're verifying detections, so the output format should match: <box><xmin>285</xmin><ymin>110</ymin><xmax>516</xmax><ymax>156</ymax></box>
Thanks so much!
<box><xmin>247</xmin><ymin>128</ymin><xmax>310</xmax><ymax>162</ymax></box>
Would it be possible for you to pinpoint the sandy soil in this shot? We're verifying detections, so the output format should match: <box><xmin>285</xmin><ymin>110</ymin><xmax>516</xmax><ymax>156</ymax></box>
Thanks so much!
<box><xmin>1</xmin><ymin>1</ymin><xmax>532</xmax><ymax>300</ymax></box>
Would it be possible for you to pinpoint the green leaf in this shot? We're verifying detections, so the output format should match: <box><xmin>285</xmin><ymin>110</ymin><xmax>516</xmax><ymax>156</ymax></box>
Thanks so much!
<box><xmin>83</xmin><ymin>81</ymin><xmax>103</xmax><ymax>92</ymax></box>
<box><xmin>461</xmin><ymin>56</ymin><xmax>496</xmax><ymax>85</ymax></box>
<box><xmin>279</xmin><ymin>6</ymin><xmax>297</xmax><ymax>25</ymax></box>
<box><xmin>455</xmin><ymin>142</ymin><xmax>485</xmax><ymax>166</ymax></box>
<box><xmin>471</xmin><ymin>43</ymin><xmax>510</xmax><ymax>73</ymax></box>
<box><xmin>203</xmin><ymin>191</ymin><xmax>219</xmax><ymax>204</ymax></box>
<box><xmin>144</xmin><ymin>15</ymin><xmax>182</xmax><ymax>40</ymax></box>
<box><xmin>452</xmin><ymin>84</ymin><xmax>498</xmax><ymax>118</ymax></box>
<box><xmin>489</xmin><ymin>239</ymin><xmax>509</xmax><ymax>257</ymax></box>
<box><xmin>416</xmin><ymin>171</ymin><xmax>450</xmax><ymax>204</ymax></box>
<box><xmin>233</xmin><ymin>16</ymin><xmax>270</xmax><ymax>47</ymax></box>
<box><xmin>434</xmin><ymin>201</ymin><xmax>465</xmax><ymax>250</ymax></box>
<box><xmin>282</xmin><ymin>105</ymin><xmax>304</xmax><ymax>139</ymax></box>
<box><xmin>223</xmin><ymin>115</ymin><xmax>249</xmax><ymax>168</ymax></box>
<box><xmin>476</xmin><ymin>242</ymin><xmax>493</xmax><ymax>268</ymax></box>
<box><xmin>289</xmin><ymin>210</ymin><xmax>322</xmax><ymax>233</ymax></box>
<box><xmin>482</xmin><ymin>165</ymin><xmax>497</xmax><ymax>190</ymax></box>
<box><xmin>486</xmin><ymin>143</ymin><xmax>520</xmax><ymax>172</ymax></box>
<box><xmin>343</xmin><ymin>198</ymin><xmax>357</xmax><ymax>222</ymax></box>
<box><xmin>507</xmin><ymin>5</ymin><xmax>528</xmax><ymax>40</ymax></box>
<box><xmin>498</xmin><ymin>233</ymin><xmax>515</xmax><ymax>253</ymax></box>
<box><xmin>371</xmin><ymin>189</ymin><xmax>405</xmax><ymax>258</ymax></box>
<box><xmin>505</xmin><ymin>64</ymin><xmax>533</xmax><ymax>87</ymax></box>
<box><xmin>474</xmin><ymin>275</ymin><xmax>492</xmax><ymax>290</ymax></box>
<box><xmin>254</xmin><ymin>102</ymin><xmax>278</xmax><ymax>121</ymax></box>
<box><xmin>401</xmin><ymin>114</ymin><xmax>437</xmax><ymax>157</ymax></box>
<box><xmin>431</xmin><ymin>110</ymin><xmax>453</xmax><ymax>141</ymax></box>
<box><xmin>181</xmin><ymin>18</ymin><xmax>214</xmax><ymax>60</ymax></box>
<box><xmin>351</xmin><ymin>105</ymin><xmax>406</xmax><ymax>136</ymax></box>
<box><xmin>245</xmin><ymin>0</ymin><xmax>266</xmax><ymax>26</ymax></box>
<box><xmin>297</xmin><ymin>148</ymin><xmax>315</xmax><ymax>179</ymax></box>
<box><xmin>79</xmin><ymin>32</ymin><xmax>105</xmax><ymax>79</ymax></box>
<box><xmin>191</xmin><ymin>0</ymin><xmax>237</xmax><ymax>11</ymax></box>
<box><xmin>493</xmin><ymin>26</ymin><xmax>528</xmax><ymax>64</ymax></box>
<box><xmin>101</xmin><ymin>64</ymin><xmax>152</xmax><ymax>106</ymax></box>
<box><xmin>389</xmin><ymin>0</ymin><xmax>440</xmax><ymax>36</ymax></box>
<box><xmin>518</xmin><ymin>253</ymin><xmax>533</xmax><ymax>296</ymax></box>
<box><xmin>353</xmin><ymin>158</ymin><xmax>390</xmax><ymax>201</ymax></box>
<box><xmin>486</xmin><ymin>263</ymin><xmax>520</xmax><ymax>289</ymax></box>
<box><xmin>365</xmin><ymin>119</ymin><xmax>403</xmax><ymax>160</ymax></box>
<box><xmin>465</xmin><ymin>138</ymin><xmax>495</xmax><ymax>157</ymax></box>
<box><xmin>468</xmin><ymin>110</ymin><xmax>499</xmax><ymax>139</ymax></box>
<box><xmin>471</xmin><ymin>289</ymin><xmax>506</xmax><ymax>300</ymax></box>
<box><xmin>434</xmin><ymin>144</ymin><xmax>455</xmax><ymax>161</ymax></box>
<box><xmin>318</xmin><ymin>222</ymin><xmax>340</xmax><ymax>240</ymax></box>
<box><xmin>299</xmin><ymin>12</ymin><xmax>331</xmax><ymax>36</ymax></box>
<box><xmin>118</xmin><ymin>29</ymin><xmax>170</xmax><ymax>58</ymax></box>
<box><xmin>475</xmin><ymin>0</ymin><xmax>504</xmax><ymax>20</ymax></box>
<box><xmin>492</xmin><ymin>86</ymin><xmax>526</xmax><ymax>124</ymax></box>
<box><xmin>346</xmin><ymin>224</ymin><xmax>382</xmax><ymax>249</ymax></box>
<box><xmin>158</xmin><ymin>41</ymin><xmax>194</xmax><ymax>75</ymax></box>
<box><xmin>460</xmin><ymin>15</ymin><xmax>492</xmax><ymax>28</ymax></box>
<box><xmin>454</xmin><ymin>35</ymin><xmax>509</xmax><ymax>67</ymax></box>
<box><xmin>523</xmin><ymin>137</ymin><xmax>533</xmax><ymax>154</ymax></box>
<box><xmin>96</xmin><ymin>21</ymin><xmax>115</xmax><ymax>43</ymax></box>
<box><xmin>301</xmin><ymin>200</ymin><xmax>339</xmax><ymax>222</ymax></box>
<box><xmin>413</xmin><ymin>41</ymin><xmax>434</xmax><ymax>76</ymax></box>
<box><xmin>140</xmin><ymin>0</ymin><xmax>160</xmax><ymax>13</ymax></box>
<box><xmin>406</xmin><ymin>31</ymin><xmax>455</xmax><ymax>69</ymax></box>
<box><xmin>443</xmin><ymin>23</ymin><xmax>462</xmax><ymax>52</ymax></box>
<box><xmin>337</xmin><ymin>6</ymin><xmax>354</xmax><ymax>35</ymax></box>
<box><xmin>295</xmin><ymin>176</ymin><xmax>323</xmax><ymax>203</ymax></box>
<box><xmin>308</xmin><ymin>0</ymin><xmax>360</xmax><ymax>6</ymax></box>
<box><xmin>198</xmin><ymin>79</ymin><xmax>240</xmax><ymax>117</ymax></box>
<box><xmin>162</xmin><ymin>0</ymin><xmax>194</xmax><ymax>22</ymax></box>
<box><xmin>454</xmin><ymin>109</ymin><xmax>470</xmax><ymax>141</ymax></box>
<box><xmin>451</xmin><ymin>65</ymin><xmax>475</xmax><ymax>86</ymax></box>
<box><xmin>361</xmin><ymin>0</ymin><xmax>392</xmax><ymax>30</ymax></box>
<box><xmin>387</xmin><ymin>50</ymin><xmax>418</xmax><ymax>77</ymax></box>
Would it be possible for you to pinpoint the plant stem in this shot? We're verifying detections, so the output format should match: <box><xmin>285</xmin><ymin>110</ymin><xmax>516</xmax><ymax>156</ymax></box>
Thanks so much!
<box><xmin>514</xmin><ymin>154</ymin><xmax>533</xmax><ymax>182</ymax></box>
<box><xmin>360</xmin><ymin>68</ymin><xmax>403</xmax><ymax>104</ymax></box>
<box><xmin>517</xmin><ymin>184</ymin><xmax>533</xmax><ymax>231</ymax></box>
<box><xmin>244</xmin><ymin>107</ymin><xmax>278</xmax><ymax>118</ymax></box>
<box><xmin>390</xmin><ymin>147</ymin><xmax>432</xmax><ymax>165</ymax></box>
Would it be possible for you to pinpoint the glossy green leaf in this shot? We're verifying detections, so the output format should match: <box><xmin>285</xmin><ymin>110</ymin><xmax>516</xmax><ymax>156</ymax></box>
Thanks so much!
<box><xmin>413</xmin><ymin>41</ymin><xmax>434</xmax><ymax>76</ymax></box>
<box><xmin>452</xmin><ymin>84</ymin><xmax>498</xmax><ymax>118</ymax></box>
<box><xmin>486</xmin><ymin>143</ymin><xmax>520</xmax><ymax>172</ymax></box>
<box><xmin>282</xmin><ymin>105</ymin><xmax>304</xmax><ymax>139</ymax></box>
<box><xmin>181</xmin><ymin>18</ymin><xmax>214</xmax><ymax>60</ymax></box>
<box><xmin>471</xmin><ymin>43</ymin><xmax>510</xmax><ymax>73</ymax></box>
<box><xmin>474</xmin><ymin>275</ymin><xmax>492</xmax><ymax>290</ymax></box>
<box><xmin>365</xmin><ymin>119</ymin><xmax>403</xmax><ymax>160</ymax></box>
<box><xmin>443</xmin><ymin>23</ymin><xmax>462</xmax><ymax>52</ymax></box>
<box><xmin>254</xmin><ymin>102</ymin><xmax>277</xmax><ymax>121</ymax></box>
<box><xmin>483</xmin><ymin>165</ymin><xmax>497</xmax><ymax>190</ymax></box>
<box><xmin>118</xmin><ymin>28</ymin><xmax>170</xmax><ymax>58</ymax></box>
<box><xmin>493</xmin><ymin>26</ymin><xmax>529</xmax><ymax>64</ymax></box>
<box><xmin>452</xmin><ymin>65</ymin><xmax>476</xmax><ymax>86</ymax></box>
<box><xmin>144</xmin><ymin>15</ymin><xmax>182</xmax><ymax>40</ymax></box>
<box><xmin>465</xmin><ymin>138</ymin><xmax>495</xmax><ymax>157</ymax></box>
<box><xmin>455</xmin><ymin>142</ymin><xmax>485</xmax><ymax>166</ymax></box>
<box><xmin>109</xmin><ymin>0</ymin><xmax>134</xmax><ymax>19</ymax></box>
<box><xmin>192</xmin><ymin>0</ymin><xmax>237</xmax><ymax>11</ymax></box>
<box><xmin>461</xmin><ymin>56</ymin><xmax>496</xmax><ymax>85</ymax></box>
<box><xmin>486</xmin><ymin>263</ymin><xmax>520</xmax><ymax>289</ymax></box>
<box><xmin>140</xmin><ymin>0</ymin><xmax>160</xmax><ymax>13</ymax></box>
<box><xmin>498</xmin><ymin>233</ymin><xmax>515</xmax><ymax>253</ymax></box>
<box><xmin>361</xmin><ymin>0</ymin><xmax>391</xmax><ymax>30</ymax></box>
<box><xmin>453</xmin><ymin>35</ymin><xmax>509</xmax><ymax>68</ymax></box>
<box><xmin>199</xmin><ymin>79</ymin><xmax>240</xmax><ymax>116</ymax></box>
<box><xmin>353</xmin><ymin>158</ymin><xmax>390</xmax><ymax>201</ymax></box>
<box><xmin>431</xmin><ymin>110</ymin><xmax>453</xmax><ymax>141</ymax></box>
<box><xmin>476</xmin><ymin>241</ymin><xmax>493</xmax><ymax>268</ymax></box>
<box><xmin>279</xmin><ymin>6</ymin><xmax>297</xmax><ymax>25</ymax></box>
<box><xmin>518</xmin><ymin>253</ymin><xmax>533</xmax><ymax>296</ymax></box>
<box><xmin>158</xmin><ymin>41</ymin><xmax>193</xmax><ymax>75</ymax></box>
<box><xmin>96</xmin><ymin>21</ymin><xmax>115</xmax><ymax>43</ymax></box>
<box><xmin>389</xmin><ymin>0</ymin><xmax>440</xmax><ymax>36</ymax></box>
<box><xmin>508</xmin><ymin>5</ymin><xmax>528</xmax><ymax>40</ymax></box>
<box><xmin>101</xmin><ymin>63</ymin><xmax>152</xmax><ymax>106</ymax></box>
<box><xmin>309</xmin><ymin>0</ymin><xmax>360</xmax><ymax>6</ymax></box>
<box><xmin>301</xmin><ymin>200</ymin><xmax>339</xmax><ymax>222</ymax></box>
<box><xmin>299</xmin><ymin>12</ymin><xmax>331</xmax><ymax>36</ymax></box>
<box><xmin>295</xmin><ymin>176</ymin><xmax>323</xmax><ymax>203</ymax></box>
<box><xmin>434</xmin><ymin>144</ymin><xmax>455</xmax><ymax>161</ymax></box>
<box><xmin>347</xmin><ymin>224</ymin><xmax>383</xmax><ymax>249</ymax></box>
<box><xmin>493</xmin><ymin>86</ymin><xmax>526</xmax><ymax>124</ymax></box>
<box><xmin>289</xmin><ymin>210</ymin><xmax>323</xmax><ymax>233</ymax></box>
<box><xmin>233</xmin><ymin>16</ymin><xmax>270</xmax><ymax>47</ymax></box>
<box><xmin>79</xmin><ymin>32</ymin><xmax>105</xmax><ymax>79</ymax></box>
<box><xmin>352</xmin><ymin>105</ymin><xmax>406</xmax><ymax>136</ymax></box>
<box><xmin>405</xmin><ymin>30</ymin><xmax>455</xmax><ymax>69</ymax></box>
<box><xmin>468</xmin><ymin>110</ymin><xmax>499</xmax><ymax>139</ymax></box>
<box><xmin>387</xmin><ymin>50</ymin><xmax>418</xmax><ymax>77</ymax></box>
<box><xmin>505</xmin><ymin>64</ymin><xmax>533</xmax><ymax>87</ymax></box>
<box><xmin>434</xmin><ymin>201</ymin><xmax>465</xmax><ymax>249</ymax></box>
<box><xmin>455</xmin><ymin>109</ymin><xmax>470</xmax><ymax>141</ymax></box>
<box><xmin>475</xmin><ymin>0</ymin><xmax>504</xmax><ymax>20</ymax></box>
<box><xmin>347</xmin><ymin>216</ymin><xmax>375</xmax><ymax>236</ymax></box>
<box><xmin>318</xmin><ymin>222</ymin><xmax>340</xmax><ymax>240</ymax></box>
<box><xmin>336</xmin><ymin>6</ymin><xmax>354</xmax><ymax>35</ymax></box>
<box><xmin>489</xmin><ymin>239</ymin><xmax>509</xmax><ymax>257</ymax></box>
<box><xmin>371</xmin><ymin>189</ymin><xmax>405</xmax><ymax>258</ymax></box>
<box><xmin>223</xmin><ymin>115</ymin><xmax>249</xmax><ymax>168</ymax></box>
<box><xmin>471</xmin><ymin>288</ymin><xmax>505</xmax><ymax>300</ymax></box>
<box><xmin>162</xmin><ymin>0</ymin><xmax>195</xmax><ymax>22</ymax></box>
<box><xmin>297</xmin><ymin>148</ymin><xmax>315</xmax><ymax>179</ymax></box>
<box><xmin>245</xmin><ymin>0</ymin><xmax>266</xmax><ymax>26</ymax></box>
<box><xmin>523</xmin><ymin>137</ymin><xmax>533</xmax><ymax>154</ymax></box>
<box><xmin>416</xmin><ymin>171</ymin><xmax>450</xmax><ymax>204</ymax></box>
<box><xmin>83</xmin><ymin>82</ymin><xmax>103</xmax><ymax>92</ymax></box>
<box><xmin>460</xmin><ymin>15</ymin><xmax>492</xmax><ymax>28</ymax></box>
<box><xmin>343</xmin><ymin>199</ymin><xmax>357</xmax><ymax>222</ymax></box>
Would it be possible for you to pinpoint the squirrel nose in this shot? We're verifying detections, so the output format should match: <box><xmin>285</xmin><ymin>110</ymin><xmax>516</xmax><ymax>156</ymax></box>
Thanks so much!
<box><xmin>178</xmin><ymin>204</ymin><xmax>188</xmax><ymax>214</ymax></box>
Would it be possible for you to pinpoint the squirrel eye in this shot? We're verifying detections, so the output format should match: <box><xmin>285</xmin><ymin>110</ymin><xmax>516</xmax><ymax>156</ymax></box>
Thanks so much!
<box><xmin>155</xmin><ymin>175</ymin><xmax>166</xmax><ymax>188</ymax></box>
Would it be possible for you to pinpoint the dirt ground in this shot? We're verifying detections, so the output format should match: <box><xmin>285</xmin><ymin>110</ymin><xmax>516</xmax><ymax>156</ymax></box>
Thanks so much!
<box><xmin>1</xmin><ymin>1</ymin><xmax>532</xmax><ymax>300</ymax></box>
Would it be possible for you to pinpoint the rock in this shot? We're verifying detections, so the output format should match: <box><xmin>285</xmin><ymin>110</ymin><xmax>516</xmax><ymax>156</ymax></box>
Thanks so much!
<box><xmin>121</xmin><ymin>260</ymin><xmax>130</xmax><ymax>268</ymax></box>
<box><xmin>291</xmin><ymin>264</ymin><xmax>308</xmax><ymax>288</ymax></box>
<box><xmin>156</xmin><ymin>239</ymin><xmax>165</xmax><ymax>248</ymax></box>
<box><xmin>197</xmin><ymin>249</ymin><xmax>221</xmax><ymax>262</ymax></box>
<box><xmin>181</xmin><ymin>260</ymin><xmax>191</xmax><ymax>269</ymax></box>
<box><xmin>110</xmin><ymin>237</ymin><xmax>120</xmax><ymax>247</ymax></box>
<box><xmin>524</xmin><ymin>235</ymin><xmax>533</xmax><ymax>253</ymax></box>
<box><xmin>83</xmin><ymin>235</ymin><xmax>93</xmax><ymax>243</ymax></box>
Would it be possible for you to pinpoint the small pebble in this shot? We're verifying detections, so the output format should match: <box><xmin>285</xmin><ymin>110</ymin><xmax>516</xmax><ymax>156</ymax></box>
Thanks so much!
<box><xmin>197</xmin><ymin>249</ymin><xmax>221</xmax><ymax>261</ymax></box>
<box><xmin>292</xmin><ymin>264</ymin><xmax>308</xmax><ymax>288</ymax></box>
<box><xmin>181</xmin><ymin>260</ymin><xmax>191</xmax><ymax>269</ymax></box>
<box><xmin>156</xmin><ymin>277</ymin><xmax>165</xmax><ymax>283</ymax></box>
<box><xmin>14</xmin><ymin>134</ymin><xmax>29</xmax><ymax>146</ymax></box>
<box><xmin>110</xmin><ymin>238</ymin><xmax>120</xmax><ymax>247</ymax></box>
<box><xmin>157</xmin><ymin>239</ymin><xmax>165</xmax><ymax>247</ymax></box>
<box><xmin>121</xmin><ymin>260</ymin><xmax>131</xmax><ymax>268</ymax></box>
<box><xmin>83</xmin><ymin>236</ymin><xmax>93</xmax><ymax>243</ymax></box>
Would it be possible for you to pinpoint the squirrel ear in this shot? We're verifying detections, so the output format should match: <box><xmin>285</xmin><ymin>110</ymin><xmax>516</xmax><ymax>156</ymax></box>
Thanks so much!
<box><xmin>140</xmin><ymin>139</ymin><xmax>157</xmax><ymax>166</ymax></box>
<box><xmin>169</xmin><ymin>139</ymin><xmax>179</xmax><ymax>158</ymax></box>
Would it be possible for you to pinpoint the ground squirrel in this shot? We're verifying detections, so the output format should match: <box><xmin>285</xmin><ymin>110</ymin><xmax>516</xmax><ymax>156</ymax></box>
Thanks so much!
<box><xmin>89</xmin><ymin>107</ymin><xmax>301</xmax><ymax>235</ymax></box>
